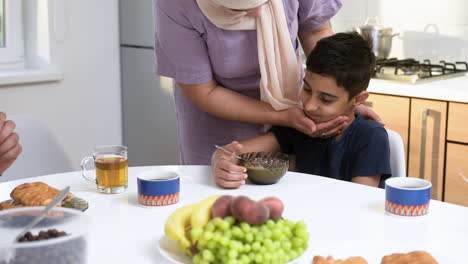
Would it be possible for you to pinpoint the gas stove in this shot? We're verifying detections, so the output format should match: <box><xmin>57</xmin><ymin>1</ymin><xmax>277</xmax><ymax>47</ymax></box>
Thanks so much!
<box><xmin>373</xmin><ymin>58</ymin><xmax>468</xmax><ymax>84</ymax></box>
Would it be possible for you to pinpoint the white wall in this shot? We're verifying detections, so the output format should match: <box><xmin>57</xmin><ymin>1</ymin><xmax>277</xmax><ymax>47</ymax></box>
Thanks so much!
<box><xmin>332</xmin><ymin>0</ymin><xmax>468</xmax><ymax>62</ymax></box>
<box><xmin>0</xmin><ymin>0</ymin><xmax>122</xmax><ymax>171</ymax></box>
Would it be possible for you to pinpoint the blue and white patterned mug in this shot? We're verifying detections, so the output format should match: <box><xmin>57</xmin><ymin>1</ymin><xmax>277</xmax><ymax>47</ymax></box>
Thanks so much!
<box><xmin>385</xmin><ymin>177</ymin><xmax>432</xmax><ymax>217</ymax></box>
<box><xmin>137</xmin><ymin>170</ymin><xmax>180</xmax><ymax>207</ymax></box>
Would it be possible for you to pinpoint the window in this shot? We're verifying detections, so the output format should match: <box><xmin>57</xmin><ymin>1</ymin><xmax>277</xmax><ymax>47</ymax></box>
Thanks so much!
<box><xmin>0</xmin><ymin>0</ymin><xmax>5</xmax><ymax>47</ymax></box>
<box><xmin>0</xmin><ymin>0</ymin><xmax>24</xmax><ymax>70</ymax></box>
<box><xmin>0</xmin><ymin>0</ymin><xmax>62</xmax><ymax>86</ymax></box>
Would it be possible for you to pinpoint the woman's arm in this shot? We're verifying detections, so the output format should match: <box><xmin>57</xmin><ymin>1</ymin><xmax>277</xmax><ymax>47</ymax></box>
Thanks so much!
<box><xmin>352</xmin><ymin>175</ymin><xmax>381</xmax><ymax>188</ymax></box>
<box><xmin>178</xmin><ymin>81</ymin><xmax>339</xmax><ymax>137</ymax></box>
<box><xmin>298</xmin><ymin>22</ymin><xmax>334</xmax><ymax>56</ymax></box>
<box><xmin>178</xmin><ymin>80</ymin><xmax>288</xmax><ymax>126</ymax></box>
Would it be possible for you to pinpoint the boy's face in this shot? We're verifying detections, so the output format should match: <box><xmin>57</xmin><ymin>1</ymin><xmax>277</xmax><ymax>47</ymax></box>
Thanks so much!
<box><xmin>301</xmin><ymin>71</ymin><xmax>367</xmax><ymax>124</ymax></box>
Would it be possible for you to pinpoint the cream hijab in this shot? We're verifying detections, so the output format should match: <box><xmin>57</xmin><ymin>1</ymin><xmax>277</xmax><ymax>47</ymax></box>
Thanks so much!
<box><xmin>196</xmin><ymin>0</ymin><xmax>302</xmax><ymax>110</ymax></box>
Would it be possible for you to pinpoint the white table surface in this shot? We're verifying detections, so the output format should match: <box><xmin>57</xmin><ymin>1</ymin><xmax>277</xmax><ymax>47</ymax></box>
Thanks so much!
<box><xmin>1</xmin><ymin>166</ymin><xmax>467</xmax><ymax>264</ymax></box>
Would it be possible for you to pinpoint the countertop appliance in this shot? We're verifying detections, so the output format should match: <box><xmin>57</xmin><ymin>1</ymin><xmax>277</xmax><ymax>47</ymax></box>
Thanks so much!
<box><xmin>373</xmin><ymin>58</ymin><xmax>468</xmax><ymax>84</ymax></box>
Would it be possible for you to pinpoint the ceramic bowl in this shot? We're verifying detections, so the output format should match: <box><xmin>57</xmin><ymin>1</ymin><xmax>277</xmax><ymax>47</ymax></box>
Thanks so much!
<box><xmin>239</xmin><ymin>152</ymin><xmax>289</xmax><ymax>185</ymax></box>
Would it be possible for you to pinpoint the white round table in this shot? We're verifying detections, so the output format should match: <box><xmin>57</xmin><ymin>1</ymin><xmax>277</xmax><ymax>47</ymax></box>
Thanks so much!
<box><xmin>0</xmin><ymin>166</ymin><xmax>467</xmax><ymax>263</ymax></box>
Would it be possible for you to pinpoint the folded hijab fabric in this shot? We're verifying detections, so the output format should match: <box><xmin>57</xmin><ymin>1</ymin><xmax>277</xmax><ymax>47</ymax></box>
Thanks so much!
<box><xmin>196</xmin><ymin>0</ymin><xmax>302</xmax><ymax>110</ymax></box>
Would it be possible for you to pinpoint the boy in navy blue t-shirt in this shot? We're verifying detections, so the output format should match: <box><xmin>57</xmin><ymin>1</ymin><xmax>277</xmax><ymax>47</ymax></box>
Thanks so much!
<box><xmin>211</xmin><ymin>32</ymin><xmax>392</xmax><ymax>188</ymax></box>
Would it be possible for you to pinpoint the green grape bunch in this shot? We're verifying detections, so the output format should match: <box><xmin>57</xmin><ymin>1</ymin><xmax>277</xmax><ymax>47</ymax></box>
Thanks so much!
<box><xmin>190</xmin><ymin>216</ymin><xmax>309</xmax><ymax>264</ymax></box>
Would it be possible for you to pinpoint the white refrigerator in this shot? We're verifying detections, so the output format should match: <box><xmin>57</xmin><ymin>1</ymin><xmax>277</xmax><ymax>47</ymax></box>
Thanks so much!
<box><xmin>119</xmin><ymin>0</ymin><xmax>180</xmax><ymax>166</ymax></box>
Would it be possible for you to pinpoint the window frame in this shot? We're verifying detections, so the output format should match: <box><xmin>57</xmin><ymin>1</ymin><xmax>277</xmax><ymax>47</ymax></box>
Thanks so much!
<box><xmin>0</xmin><ymin>0</ymin><xmax>24</xmax><ymax>70</ymax></box>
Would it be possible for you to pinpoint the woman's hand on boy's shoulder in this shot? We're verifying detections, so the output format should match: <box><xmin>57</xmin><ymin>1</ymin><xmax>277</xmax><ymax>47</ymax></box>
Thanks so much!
<box><xmin>211</xmin><ymin>141</ymin><xmax>248</xmax><ymax>189</ymax></box>
<box><xmin>356</xmin><ymin>105</ymin><xmax>385</xmax><ymax>126</ymax></box>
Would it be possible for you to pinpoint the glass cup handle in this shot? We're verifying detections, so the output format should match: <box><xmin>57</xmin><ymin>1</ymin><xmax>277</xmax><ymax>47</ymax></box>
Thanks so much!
<box><xmin>81</xmin><ymin>156</ymin><xmax>97</xmax><ymax>184</ymax></box>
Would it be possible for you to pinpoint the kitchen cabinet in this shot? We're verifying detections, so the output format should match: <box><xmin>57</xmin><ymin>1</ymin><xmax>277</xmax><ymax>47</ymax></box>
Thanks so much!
<box><xmin>445</xmin><ymin>102</ymin><xmax>468</xmax><ymax>206</ymax></box>
<box><xmin>368</xmin><ymin>93</ymin><xmax>467</xmax><ymax>204</ymax></box>
<box><xmin>445</xmin><ymin>143</ymin><xmax>468</xmax><ymax>206</ymax></box>
<box><xmin>408</xmin><ymin>99</ymin><xmax>447</xmax><ymax>201</ymax></box>
<box><xmin>366</xmin><ymin>94</ymin><xmax>410</xmax><ymax>165</ymax></box>
<box><xmin>447</xmin><ymin>102</ymin><xmax>468</xmax><ymax>143</ymax></box>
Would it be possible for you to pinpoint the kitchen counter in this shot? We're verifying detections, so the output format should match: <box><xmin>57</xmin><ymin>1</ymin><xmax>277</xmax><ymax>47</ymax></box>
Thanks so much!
<box><xmin>368</xmin><ymin>75</ymin><xmax>468</xmax><ymax>103</ymax></box>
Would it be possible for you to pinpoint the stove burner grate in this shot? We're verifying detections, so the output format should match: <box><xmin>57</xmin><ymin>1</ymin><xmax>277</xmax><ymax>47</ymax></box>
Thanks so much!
<box><xmin>374</xmin><ymin>58</ymin><xmax>468</xmax><ymax>83</ymax></box>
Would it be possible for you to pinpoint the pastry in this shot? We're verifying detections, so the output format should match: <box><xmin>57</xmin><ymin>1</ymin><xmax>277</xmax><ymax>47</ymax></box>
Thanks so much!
<box><xmin>0</xmin><ymin>202</ymin><xmax>22</xmax><ymax>210</ymax></box>
<box><xmin>312</xmin><ymin>256</ymin><xmax>368</xmax><ymax>264</ymax></box>
<box><xmin>10</xmin><ymin>182</ymin><xmax>74</xmax><ymax>206</ymax></box>
<box><xmin>381</xmin><ymin>251</ymin><xmax>438</xmax><ymax>264</ymax></box>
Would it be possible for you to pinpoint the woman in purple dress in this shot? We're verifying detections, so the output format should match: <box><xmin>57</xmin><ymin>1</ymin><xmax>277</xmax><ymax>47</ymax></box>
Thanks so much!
<box><xmin>154</xmin><ymin>0</ymin><xmax>381</xmax><ymax>165</ymax></box>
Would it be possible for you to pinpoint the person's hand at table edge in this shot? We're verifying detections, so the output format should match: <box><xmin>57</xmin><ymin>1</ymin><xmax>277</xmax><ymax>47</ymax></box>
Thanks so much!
<box><xmin>0</xmin><ymin>112</ymin><xmax>22</xmax><ymax>175</ymax></box>
<box><xmin>211</xmin><ymin>141</ymin><xmax>247</xmax><ymax>189</ymax></box>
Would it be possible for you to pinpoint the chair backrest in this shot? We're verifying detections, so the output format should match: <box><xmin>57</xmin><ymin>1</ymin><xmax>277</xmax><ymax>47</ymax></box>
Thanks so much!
<box><xmin>386</xmin><ymin>129</ymin><xmax>406</xmax><ymax>177</ymax></box>
<box><xmin>1</xmin><ymin>115</ymin><xmax>73</xmax><ymax>183</ymax></box>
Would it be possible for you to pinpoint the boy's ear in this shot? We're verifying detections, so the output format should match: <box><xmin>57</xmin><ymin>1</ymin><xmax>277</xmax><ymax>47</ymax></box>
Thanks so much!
<box><xmin>353</xmin><ymin>91</ymin><xmax>369</xmax><ymax>106</ymax></box>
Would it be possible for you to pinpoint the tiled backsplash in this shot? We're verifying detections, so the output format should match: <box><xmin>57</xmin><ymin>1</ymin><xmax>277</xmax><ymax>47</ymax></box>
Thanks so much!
<box><xmin>331</xmin><ymin>0</ymin><xmax>468</xmax><ymax>62</ymax></box>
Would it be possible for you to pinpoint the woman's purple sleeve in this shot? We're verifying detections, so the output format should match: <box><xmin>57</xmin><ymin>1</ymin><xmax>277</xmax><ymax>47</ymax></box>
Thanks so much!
<box><xmin>297</xmin><ymin>0</ymin><xmax>342</xmax><ymax>32</ymax></box>
<box><xmin>154</xmin><ymin>0</ymin><xmax>213</xmax><ymax>84</ymax></box>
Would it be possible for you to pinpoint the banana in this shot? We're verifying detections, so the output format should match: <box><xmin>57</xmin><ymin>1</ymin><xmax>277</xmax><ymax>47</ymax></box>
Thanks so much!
<box><xmin>164</xmin><ymin>203</ymin><xmax>197</xmax><ymax>255</ymax></box>
<box><xmin>190</xmin><ymin>195</ymin><xmax>221</xmax><ymax>230</ymax></box>
<box><xmin>165</xmin><ymin>195</ymin><xmax>221</xmax><ymax>255</ymax></box>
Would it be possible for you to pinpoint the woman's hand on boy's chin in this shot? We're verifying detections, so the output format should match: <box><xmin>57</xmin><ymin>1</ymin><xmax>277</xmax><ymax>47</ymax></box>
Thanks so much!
<box><xmin>312</xmin><ymin>116</ymin><xmax>349</xmax><ymax>138</ymax></box>
<box><xmin>284</xmin><ymin>107</ymin><xmax>319</xmax><ymax>136</ymax></box>
<box><xmin>284</xmin><ymin>107</ymin><xmax>348</xmax><ymax>138</ymax></box>
<box><xmin>211</xmin><ymin>141</ymin><xmax>248</xmax><ymax>189</ymax></box>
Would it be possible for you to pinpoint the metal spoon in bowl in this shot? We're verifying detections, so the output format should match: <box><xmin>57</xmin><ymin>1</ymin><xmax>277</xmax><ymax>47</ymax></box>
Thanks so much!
<box><xmin>214</xmin><ymin>145</ymin><xmax>247</xmax><ymax>161</ymax></box>
<box><xmin>14</xmin><ymin>186</ymin><xmax>71</xmax><ymax>242</ymax></box>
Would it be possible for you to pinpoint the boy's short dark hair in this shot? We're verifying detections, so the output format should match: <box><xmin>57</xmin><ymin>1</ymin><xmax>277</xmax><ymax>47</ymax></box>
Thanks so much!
<box><xmin>306</xmin><ymin>32</ymin><xmax>376</xmax><ymax>99</ymax></box>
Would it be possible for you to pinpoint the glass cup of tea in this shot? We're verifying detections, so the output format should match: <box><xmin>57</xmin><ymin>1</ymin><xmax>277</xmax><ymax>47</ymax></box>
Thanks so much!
<box><xmin>81</xmin><ymin>145</ymin><xmax>128</xmax><ymax>194</ymax></box>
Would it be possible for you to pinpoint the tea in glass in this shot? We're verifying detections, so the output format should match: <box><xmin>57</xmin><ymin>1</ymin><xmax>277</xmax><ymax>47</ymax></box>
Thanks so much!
<box><xmin>81</xmin><ymin>145</ymin><xmax>128</xmax><ymax>194</ymax></box>
<box><xmin>95</xmin><ymin>156</ymin><xmax>128</xmax><ymax>189</ymax></box>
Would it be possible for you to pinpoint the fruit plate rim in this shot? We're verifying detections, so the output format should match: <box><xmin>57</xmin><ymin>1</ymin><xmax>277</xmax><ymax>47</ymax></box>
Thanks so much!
<box><xmin>157</xmin><ymin>235</ymin><xmax>304</xmax><ymax>264</ymax></box>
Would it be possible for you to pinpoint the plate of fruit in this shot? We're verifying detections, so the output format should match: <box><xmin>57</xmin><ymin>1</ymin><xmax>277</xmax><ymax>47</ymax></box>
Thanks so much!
<box><xmin>160</xmin><ymin>195</ymin><xmax>309</xmax><ymax>264</ymax></box>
